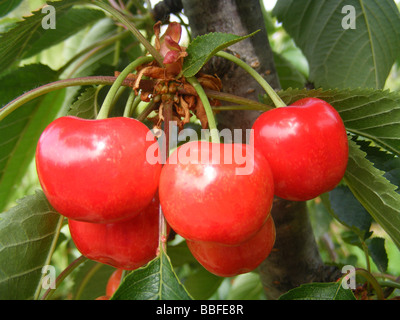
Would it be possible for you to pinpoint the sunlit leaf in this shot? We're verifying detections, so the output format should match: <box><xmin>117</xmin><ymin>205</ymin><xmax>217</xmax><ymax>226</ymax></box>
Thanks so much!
<box><xmin>0</xmin><ymin>64</ymin><xmax>62</xmax><ymax>211</ymax></box>
<box><xmin>111</xmin><ymin>249</ymin><xmax>192</xmax><ymax>300</ymax></box>
<box><xmin>0</xmin><ymin>190</ymin><xmax>63</xmax><ymax>300</ymax></box>
<box><xmin>0</xmin><ymin>0</ymin><xmax>101</xmax><ymax>73</ymax></box>
<box><xmin>0</xmin><ymin>0</ymin><xmax>23</xmax><ymax>17</ymax></box>
<box><xmin>279</xmin><ymin>282</ymin><xmax>356</xmax><ymax>300</ymax></box>
<box><xmin>345</xmin><ymin>139</ymin><xmax>400</xmax><ymax>250</ymax></box>
<box><xmin>273</xmin><ymin>0</ymin><xmax>400</xmax><ymax>89</ymax></box>
<box><xmin>182</xmin><ymin>31</ymin><xmax>259</xmax><ymax>77</ymax></box>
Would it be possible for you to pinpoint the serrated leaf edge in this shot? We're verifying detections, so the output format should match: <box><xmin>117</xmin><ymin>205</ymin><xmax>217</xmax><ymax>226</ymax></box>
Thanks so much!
<box><xmin>110</xmin><ymin>248</ymin><xmax>193</xmax><ymax>300</ymax></box>
<box><xmin>182</xmin><ymin>30</ymin><xmax>259</xmax><ymax>77</ymax></box>
<box><xmin>345</xmin><ymin>139</ymin><xmax>400</xmax><ymax>249</ymax></box>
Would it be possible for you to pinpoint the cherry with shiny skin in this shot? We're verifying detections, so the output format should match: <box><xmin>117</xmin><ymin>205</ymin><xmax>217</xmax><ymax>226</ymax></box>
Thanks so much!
<box><xmin>159</xmin><ymin>141</ymin><xmax>274</xmax><ymax>246</ymax></box>
<box><xmin>68</xmin><ymin>196</ymin><xmax>161</xmax><ymax>270</ymax></box>
<box><xmin>251</xmin><ymin>98</ymin><xmax>348</xmax><ymax>201</ymax></box>
<box><xmin>36</xmin><ymin>116</ymin><xmax>161</xmax><ymax>223</ymax></box>
<box><xmin>187</xmin><ymin>215</ymin><xmax>276</xmax><ymax>277</ymax></box>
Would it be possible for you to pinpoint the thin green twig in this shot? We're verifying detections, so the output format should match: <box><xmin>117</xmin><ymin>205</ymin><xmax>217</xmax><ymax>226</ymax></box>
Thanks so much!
<box><xmin>92</xmin><ymin>0</ymin><xmax>164</xmax><ymax>66</ymax></box>
<box><xmin>123</xmin><ymin>89</ymin><xmax>138</xmax><ymax>117</ymax></box>
<box><xmin>215</xmin><ymin>51</ymin><xmax>286</xmax><ymax>108</ymax></box>
<box><xmin>187</xmin><ymin>76</ymin><xmax>219</xmax><ymax>143</ymax></box>
<box><xmin>96</xmin><ymin>55</ymin><xmax>154</xmax><ymax>119</ymax></box>
<box><xmin>40</xmin><ymin>255</ymin><xmax>88</xmax><ymax>300</ymax></box>
<box><xmin>0</xmin><ymin>76</ymin><xmax>130</xmax><ymax>122</ymax></box>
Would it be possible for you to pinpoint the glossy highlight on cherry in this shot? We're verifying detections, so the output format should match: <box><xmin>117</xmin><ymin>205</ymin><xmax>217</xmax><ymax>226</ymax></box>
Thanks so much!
<box><xmin>252</xmin><ymin>97</ymin><xmax>349</xmax><ymax>201</ymax></box>
<box><xmin>159</xmin><ymin>140</ymin><xmax>275</xmax><ymax>246</ymax></box>
<box><xmin>36</xmin><ymin>116</ymin><xmax>162</xmax><ymax>223</ymax></box>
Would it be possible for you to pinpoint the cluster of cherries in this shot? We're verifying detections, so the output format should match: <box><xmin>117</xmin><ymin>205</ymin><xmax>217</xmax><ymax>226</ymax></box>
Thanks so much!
<box><xmin>35</xmin><ymin>97</ymin><xmax>348</xmax><ymax>279</ymax></box>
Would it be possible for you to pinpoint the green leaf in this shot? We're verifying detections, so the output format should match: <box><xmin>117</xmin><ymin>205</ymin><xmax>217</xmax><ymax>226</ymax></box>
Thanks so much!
<box><xmin>0</xmin><ymin>190</ymin><xmax>63</xmax><ymax>300</ymax></box>
<box><xmin>0</xmin><ymin>64</ymin><xmax>65</xmax><ymax>211</ymax></box>
<box><xmin>167</xmin><ymin>241</ymin><xmax>222</xmax><ymax>300</ymax></box>
<box><xmin>0</xmin><ymin>63</ymin><xmax>57</xmax><ymax>107</ymax></box>
<box><xmin>182</xmin><ymin>31</ymin><xmax>259</xmax><ymax>78</ymax></box>
<box><xmin>167</xmin><ymin>241</ymin><xmax>198</xmax><ymax>268</ymax></box>
<box><xmin>184</xmin><ymin>267</ymin><xmax>223</xmax><ymax>300</ymax></box>
<box><xmin>0</xmin><ymin>0</ymin><xmax>23</xmax><ymax>17</ymax></box>
<box><xmin>226</xmin><ymin>273</ymin><xmax>265</xmax><ymax>300</ymax></box>
<box><xmin>355</xmin><ymin>138</ymin><xmax>400</xmax><ymax>190</ymax></box>
<box><xmin>273</xmin><ymin>51</ymin><xmax>307</xmax><ymax>90</ymax></box>
<box><xmin>273</xmin><ymin>0</ymin><xmax>400</xmax><ymax>89</ymax></box>
<box><xmin>340</xmin><ymin>230</ymin><xmax>365</xmax><ymax>247</ymax></box>
<box><xmin>60</xmin><ymin>18</ymin><xmax>119</xmax><ymax>77</ymax></box>
<box><xmin>67</xmin><ymin>87</ymin><xmax>98</xmax><ymax>119</ymax></box>
<box><xmin>261</xmin><ymin>88</ymin><xmax>400</xmax><ymax>156</ymax></box>
<box><xmin>71</xmin><ymin>261</ymin><xmax>116</xmax><ymax>300</ymax></box>
<box><xmin>110</xmin><ymin>249</ymin><xmax>193</xmax><ymax>300</ymax></box>
<box><xmin>279</xmin><ymin>282</ymin><xmax>356</xmax><ymax>300</ymax></box>
<box><xmin>344</xmin><ymin>139</ymin><xmax>400</xmax><ymax>250</ymax></box>
<box><xmin>366</xmin><ymin>237</ymin><xmax>388</xmax><ymax>273</ymax></box>
<box><xmin>321</xmin><ymin>185</ymin><xmax>372</xmax><ymax>238</ymax></box>
<box><xmin>340</xmin><ymin>231</ymin><xmax>388</xmax><ymax>273</ymax></box>
<box><xmin>0</xmin><ymin>0</ymin><xmax>102</xmax><ymax>73</ymax></box>
<box><xmin>23</xmin><ymin>7</ymin><xmax>106</xmax><ymax>59</ymax></box>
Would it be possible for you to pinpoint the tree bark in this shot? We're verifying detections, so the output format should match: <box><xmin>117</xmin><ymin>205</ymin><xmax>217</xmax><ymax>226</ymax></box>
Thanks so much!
<box><xmin>182</xmin><ymin>0</ymin><xmax>280</xmax><ymax>133</ymax></box>
<box><xmin>182</xmin><ymin>0</ymin><xmax>341</xmax><ymax>299</ymax></box>
<box><xmin>259</xmin><ymin>198</ymin><xmax>341</xmax><ymax>299</ymax></box>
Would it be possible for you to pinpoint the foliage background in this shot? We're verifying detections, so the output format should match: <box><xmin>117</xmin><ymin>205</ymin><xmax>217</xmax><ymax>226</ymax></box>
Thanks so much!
<box><xmin>0</xmin><ymin>0</ymin><xmax>399</xmax><ymax>300</ymax></box>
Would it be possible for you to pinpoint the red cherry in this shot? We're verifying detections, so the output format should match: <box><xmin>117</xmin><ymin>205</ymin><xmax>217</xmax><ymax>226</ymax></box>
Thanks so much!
<box><xmin>68</xmin><ymin>196</ymin><xmax>160</xmax><ymax>270</ymax></box>
<box><xmin>187</xmin><ymin>215</ymin><xmax>276</xmax><ymax>277</ymax></box>
<box><xmin>106</xmin><ymin>269</ymin><xmax>124</xmax><ymax>297</ymax></box>
<box><xmin>252</xmin><ymin>98</ymin><xmax>348</xmax><ymax>201</ymax></box>
<box><xmin>159</xmin><ymin>141</ymin><xmax>274</xmax><ymax>245</ymax></box>
<box><xmin>36</xmin><ymin>116</ymin><xmax>161</xmax><ymax>223</ymax></box>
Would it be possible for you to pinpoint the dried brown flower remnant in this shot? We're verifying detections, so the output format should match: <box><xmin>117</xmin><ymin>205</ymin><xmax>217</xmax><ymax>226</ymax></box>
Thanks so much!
<box><xmin>119</xmin><ymin>22</ymin><xmax>222</xmax><ymax>131</ymax></box>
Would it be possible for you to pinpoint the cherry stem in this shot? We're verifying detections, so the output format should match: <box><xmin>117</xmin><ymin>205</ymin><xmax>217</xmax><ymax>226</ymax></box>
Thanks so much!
<box><xmin>0</xmin><ymin>76</ymin><xmax>131</xmax><ymax>122</ymax></box>
<box><xmin>0</xmin><ymin>74</ymin><xmax>272</xmax><ymax>123</ymax></box>
<box><xmin>215</xmin><ymin>51</ymin><xmax>286</xmax><ymax>108</ymax></box>
<box><xmin>123</xmin><ymin>90</ymin><xmax>139</xmax><ymax>117</ymax></box>
<box><xmin>94</xmin><ymin>85</ymin><xmax>107</xmax><ymax>118</ymax></box>
<box><xmin>40</xmin><ymin>255</ymin><xmax>88</xmax><ymax>300</ymax></box>
<box><xmin>57</xmin><ymin>30</ymin><xmax>130</xmax><ymax>77</ymax></box>
<box><xmin>73</xmin><ymin>262</ymin><xmax>104</xmax><ymax>300</ymax></box>
<box><xmin>342</xmin><ymin>268</ymin><xmax>385</xmax><ymax>300</ymax></box>
<box><xmin>187</xmin><ymin>76</ymin><xmax>220</xmax><ymax>144</ymax></box>
<box><xmin>158</xmin><ymin>99</ymin><xmax>174</xmax><ymax>254</ymax></box>
<box><xmin>96</xmin><ymin>55</ymin><xmax>154</xmax><ymax>119</ymax></box>
<box><xmin>377</xmin><ymin>279</ymin><xmax>400</xmax><ymax>291</ymax></box>
<box><xmin>212</xmin><ymin>105</ymin><xmax>265</xmax><ymax>111</ymax></box>
<box><xmin>92</xmin><ymin>0</ymin><xmax>165</xmax><ymax>67</ymax></box>
<box><xmin>204</xmin><ymin>89</ymin><xmax>272</xmax><ymax>111</ymax></box>
<box><xmin>136</xmin><ymin>99</ymin><xmax>156</xmax><ymax>121</ymax></box>
<box><xmin>158</xmin><ymin>205</ymin><xmax>168</xmax><ymax>254</ymax></box>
